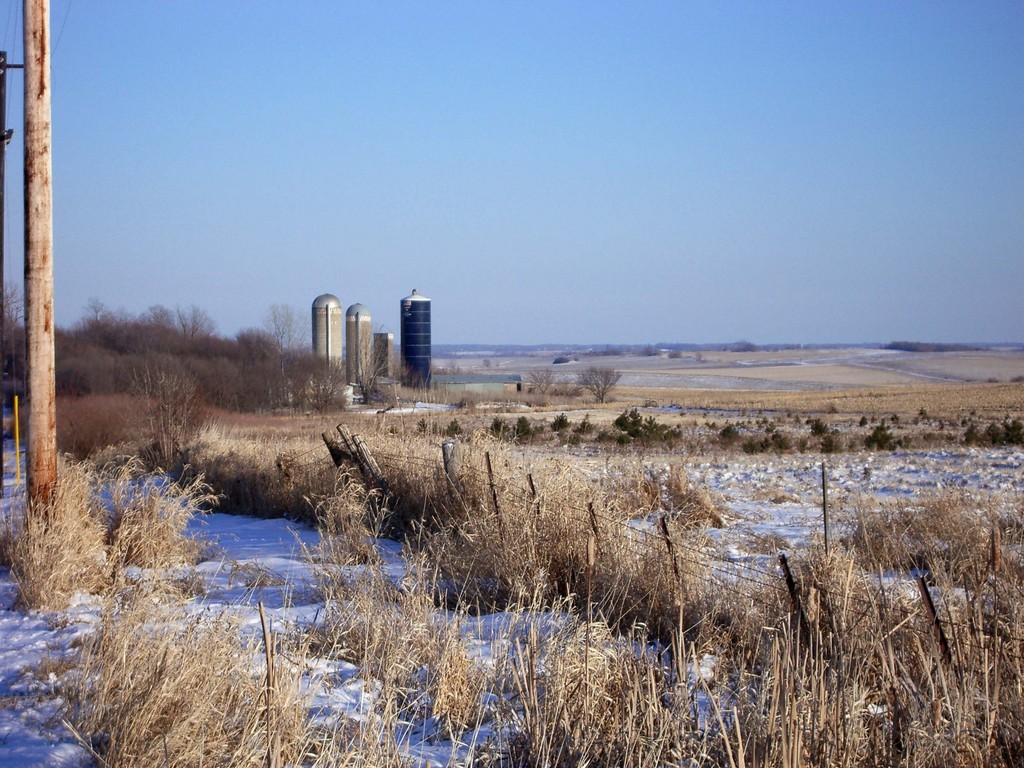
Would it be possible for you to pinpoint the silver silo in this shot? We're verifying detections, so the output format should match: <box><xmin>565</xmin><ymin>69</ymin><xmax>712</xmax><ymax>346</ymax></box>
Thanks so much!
<box><xmin>373</xmin><ymin>331</ymin><xmax>394</xmax><ymax>379</ymax></box>
<box><xmin>311</xmin><ymin>294</ymin><xmax>343</xmax><ymax>363</ymax></box>
<box><xmin>345</xmin><ymin>303</ymin><xmax>372</xmax><ymax>386</ymax></box>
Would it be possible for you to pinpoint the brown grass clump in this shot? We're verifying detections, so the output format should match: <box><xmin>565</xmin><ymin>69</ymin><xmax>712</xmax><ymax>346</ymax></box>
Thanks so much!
<box><xmin>505</xmin><ymin>617</ymin><xmax>680</xmax><ymax>767</ymax></box>
<box><xmin>312</xmin><ymin>557</ymin><xmax>445</xmax><ymax>693</ymax></box>
<box><xmin>102</xmin><ymin>458</ymin><xmax>211</xmax><ymax>570</ymax></box>
<box><xmin>180</xmin><ymin>424</ymin><xmax>336</xmax><ymax>521</ymax></box>
<box><xmin>428</xmin><ymin>624</ymin><xmax>487</xmax><ymax>741</ymax></box>
<box><xmin>0</xmin><ymin>456</ymin><xmax>211</xmax><ymax>610</ymax></box>
<box><xmin>843</xmin><ymin>488</ymin><xmax>1002</xmax><ymax>582</ymax></box>
<box><xmin>65</xmin><ymin>592</ymin><xmax>314</xmax><ymax>768</ymax></box>
<box><xmin>308</xmin><ymin>471</ymin><xmax>382</xmax><ymax>567</ymax></box>
<box><xmin>2</xmin><ymin>461</ymin><xmax>107</xmax><ymax>610</ymax></box>
<box><xmin>663</xmin><ymin>464</ymin><xmax>724</xmax><ymax>527</ymax></box>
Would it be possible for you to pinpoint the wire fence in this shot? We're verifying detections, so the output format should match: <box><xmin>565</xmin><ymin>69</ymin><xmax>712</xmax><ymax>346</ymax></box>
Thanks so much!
<box><xmin>317</xmin><ymin>431</ymin><xmax>1024</xmax><ymax>667</ymax></box>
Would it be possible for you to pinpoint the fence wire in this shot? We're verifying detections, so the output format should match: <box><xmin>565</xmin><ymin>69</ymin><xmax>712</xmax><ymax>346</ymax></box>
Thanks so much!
<box><xmin>326</xmin><ymin>436</ymin><xmax>1024</xmax><ymax>666</ymax></box>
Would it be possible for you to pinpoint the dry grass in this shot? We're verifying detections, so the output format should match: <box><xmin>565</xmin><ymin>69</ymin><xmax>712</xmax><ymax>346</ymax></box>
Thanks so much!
<box><xmin>102</xmin><ymin>458</ymin><xmax>211</xmax><ymax>570</ymax></box>
<box><xmin>615</xmin><ymin>381</ymin><xmax>1024</xmax><ymax>421</ymax></box>
<box><xmin>316</xmin><ymin>426</ymin><xmax>1024</xmax><ymax>765</ymax></box>
<box><xmin>178</xmin><ymin>423</ymin><xmax>338</xmax><ymax>521</ymax></box>
<box><xmin>842</xmin><ymin>488</ymin><xmax>1005</xmax><ymax>582</ymax></box>
<box><xmin>64</xmin><ymin>590</ymin><xmax>318</xmax><ymax>768</ymax></box>
<box><xmin>358</xmin><ymin>430</ymin><xmax>721</xmax><ymax>642</ymax></box>
<box><xmin>1</xmin><ymin>461</ymin><xmax>108</xmax><ymax>610</ymax></box>
<box><xmin>307</xmin><ymin>471</ymin><xmax>382</xmax><ymax>567</ymax></box>
<box><xmin>0</xmin><ymin>457</ymin><xmax>213</xmax><ymax>610</ymax></box>
<box><xmin>17</xmin><ymin>408</ymin><xmax>1021</xmax><ymax>767</ymax></box>
<box><xmin>504</xmin><ymin>618</ymin><xmax>680</xmax><ymax>767</ymax></box>
<box><xmin>312</xmin><ymin>556</ymin><xmax>444</xmax><ymax>693</ymax></box>
<box><xmin>429</xmin><ymin>625</ymin><xmax>487</xmax><ymax>741</ymax></box>
<box><xmin>612</xmin><ymin>463</ymin><xmax>725</xmax><ymax>527</ymax></box>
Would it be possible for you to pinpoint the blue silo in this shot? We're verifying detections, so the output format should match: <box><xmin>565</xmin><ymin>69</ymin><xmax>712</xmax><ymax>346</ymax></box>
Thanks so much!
<box><xmin>400</xmin><ymin>289</ymin><xmax>431</xmax><ymax>386</ymax></box>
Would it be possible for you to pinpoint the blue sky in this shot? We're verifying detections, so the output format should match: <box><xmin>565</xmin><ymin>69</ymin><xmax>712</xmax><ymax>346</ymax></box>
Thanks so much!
<box><xmin>2</xmin><ymin>1</ymin><xmax>1022</xmax><ymax>345</ymax></box>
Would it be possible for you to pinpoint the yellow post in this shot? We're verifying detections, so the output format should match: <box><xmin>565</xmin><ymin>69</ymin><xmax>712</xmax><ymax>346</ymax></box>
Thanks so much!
<box><xmin>14</xmin><ymin>394</ymin><xmax>20</xmax><ymax>487</ymax></box>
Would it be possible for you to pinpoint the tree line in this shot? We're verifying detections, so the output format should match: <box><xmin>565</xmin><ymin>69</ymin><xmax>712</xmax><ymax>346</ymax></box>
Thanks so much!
<box><xmin>36</xmin><ymin>298</ymin><xmax>349</xmax><ymax>413</ymax></box>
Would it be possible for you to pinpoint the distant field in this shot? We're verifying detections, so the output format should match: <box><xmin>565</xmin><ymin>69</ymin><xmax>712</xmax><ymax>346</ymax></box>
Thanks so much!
<box><xmin>435</xmin><ymin>347</ymin><xmax>1024</xmax><ymax>390</ymax></box>
<box><xmin>610</xmin><ymin>382</ymin><xmax>1024</xmax><ymax>420</ymax></box>
<box><xmin>432</xmin><ymin>347</ymin><xmax>1024</xmax><ymax>421</ymax></box>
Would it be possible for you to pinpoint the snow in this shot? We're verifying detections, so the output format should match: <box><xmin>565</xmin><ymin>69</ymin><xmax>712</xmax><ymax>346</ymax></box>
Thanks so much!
<box><xmin>382</xmin><ymin>402</ymin><xmax>457</xmax><ymax>415</ymax></box>
<box><xmin>0</xmin><ymin>577</ymin><xmax>98</xmax><ymax>766</ymax></box>
<box><xmin>0</xmin><ymin>444</ymin><xmax>1021</xmax><ymax>764</ymax></box>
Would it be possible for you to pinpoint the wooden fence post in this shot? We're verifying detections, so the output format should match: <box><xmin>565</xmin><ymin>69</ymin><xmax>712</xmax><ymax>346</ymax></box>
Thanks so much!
<box><xmin>527</xmin><ymin>473</ymin><xmax>541</xmax><ymax>518</ymax></box>
<box><xmin>441</xmin><ymin>438</ymin><xmax>462</xmax><ymax>491</ymax></box>
<box><xmin>659</xmin><ymin>515</ymin><xmax>682</xmax><ymax>586</ymax></box>
<box><xmin>322</xmin><ymin>431</ymin><xmax>348</xmax><ymax>468</ymax></box>
<box><xmin>917</xmin><ymin>576</ymin><xmax>952</xmax><ymax>667</ymax></box>
<box><xmin>333</xmin><ymin>424</ymin><xmax>389</xmax><ymax>495</ymax></box>
<box><xmin>484</xmin><ymin>452</ymin><xmax>505</xmax><ymax>542</ymax></box>
<box><xmin>779</xmin><ymin>553</ymin><xmax>809</xmax><ymax>642</ymax></box>
<box><xmin>821</xmin><ymin>461</ymin><xmax>829</xmax><ymax>557</ymax></box>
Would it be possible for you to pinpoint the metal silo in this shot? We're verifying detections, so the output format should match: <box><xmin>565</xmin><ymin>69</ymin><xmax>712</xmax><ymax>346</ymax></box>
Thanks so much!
<box><xmin>345</xmin><ymin>303</ymin><xmax>372</xmax><ymax>386</ymax></box>
<box><xmin>373</xmin><ymin>332</ymin><xmax>394</xmax><ymax>379</ymax></box>
<box><xmin>311</xmin><ymin>294</ymin><xmax>343</xmax><ymax>363</ymax></box>
<box><xmin>400</xmin><ymin>289</ymin><xmax>431</xmax><ymax>386</ymax></box>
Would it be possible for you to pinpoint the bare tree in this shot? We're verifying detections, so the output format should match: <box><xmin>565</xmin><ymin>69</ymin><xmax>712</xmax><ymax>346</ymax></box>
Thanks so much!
<box><xmin>525</xmin><ymin>367</ymin><xmax>556</xmax><ymax>395</ymax></box>
<box><xmin>352</xmin><ymin>325</ymin><xmax>392</xmax><ymax>403</ymax></box>
<box><xmin>576</xmin><ymin>365</ymin><xmax>621</xmax><ymax>403</ymax></box>
<box><xmin>144</xmin><ymin>304</ymin><xmax>176</xmax><ymax>330</ymax></box>
<box><xmin>176</xmin><ymin>304</ymin><xmax>216</xmax><ymax>339</ymax></box>
<box><xmin>264</xmin><ymin>303</ymin><xmax>303</xmax><ymax>354</ymax></box>
<box><xmin>295</xmin><ymin>357</ymin><xmax>348</xmax><ymax>413</ymax></box>
<box><xmin>4</xmin><ymin>281</ymin><xmax>23</xmax><ymax>344</ymax></box>
<box><xmin>82</xmin><ymin>296</ymin><xmax>105</xmax><ymax>324</ymax></box>
<box><xmin>131</xmin><ymin>364</ymin><xmax>207</xmax><ymax>466</ymax></box>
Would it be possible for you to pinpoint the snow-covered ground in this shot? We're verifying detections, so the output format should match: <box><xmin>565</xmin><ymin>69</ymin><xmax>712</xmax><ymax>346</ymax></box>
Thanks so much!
<box><xmin>1</xmin><ymin>445</ymin><xmax>1021</xmax><ymax>765</ymax></box>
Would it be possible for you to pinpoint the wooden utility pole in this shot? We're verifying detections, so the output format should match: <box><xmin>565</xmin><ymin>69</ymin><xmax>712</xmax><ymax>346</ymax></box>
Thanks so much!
<box><xmin>23</xmin><ymin>0</ymin><xmax>56</xmax><ymax>506</ymax></box>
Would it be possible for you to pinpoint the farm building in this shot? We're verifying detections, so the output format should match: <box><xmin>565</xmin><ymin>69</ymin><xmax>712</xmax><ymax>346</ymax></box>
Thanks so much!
<box><xmin>432</xmin><ymin>373</ymin><xmax>523</xmax><ymax>398</ymax></box>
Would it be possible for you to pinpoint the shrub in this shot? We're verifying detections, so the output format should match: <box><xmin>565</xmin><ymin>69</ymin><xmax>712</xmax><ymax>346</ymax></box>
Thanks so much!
<box><xmin>865</xmin><ymin>421</ymin><xmax>896</xmax><ymax>450</ymax></box>
<box><xmin>718</xmin><ymin>423</ymin><xmax>739</xmax><ymax>445</ymax></box>
<box><xmin>612</xmin><ymin>409</ymin><xmax>680</xmax><ymax>444</ymax></box>
<box><xmin>513</xmin><ymin>416</ymin><xmax>536</xmax><ymax>441</ymax></box>
<box><xmin>820</xmin><ymin>432</ymin><xmax>841</xmax><ymax>453</ymax></box>
<box><xmin>57</xmin><ymin>394</ymin><xmax>142</xmax><ymax>460</ymax></box>
<box><xmin>573</xmin><ymin>415</ymin><xmax>593</xmax><ymax>435</ymax></box>
<box><xmin>613</xmin><ymin>408</ymin><xmax>644</xmax><ymax>437</ymax></box>
<box><xmin>984</xmin><ymin>418</ymin><xmax>1024</xmax><ymax>446</ymax></box>
<box><xmin>741</xmin><ymin>437</ymin><xmax>762</xmax><ymax>454</ymax></box>
<box><xmin>491</xmin><ymin>417</ymin><xmax>510</xmax><ymax>439</ymax></box>
<box><xmin>964</xmin><ymin>422</ymin><xmax>981</xmax><ymax>445</ymax></box>
<box><xmin>131</xmin><ymin>365</ymin><xmax>208</xmax><ymax>468</ymax></box>
<box><xmin>808</xmin><ymin>418</ymin><xmax>828</xmax><ymax>436</ymax></box>
<box><xmin>551</xmin><ymin>413</ymin><xmax>570</xmax><ymax>432</ymax></box>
